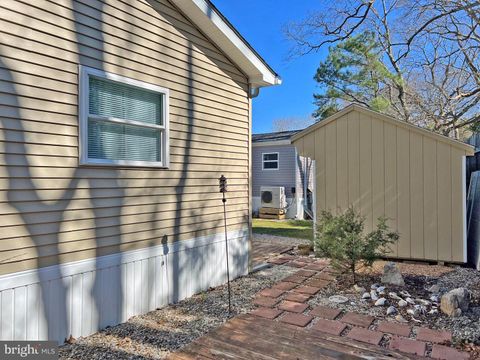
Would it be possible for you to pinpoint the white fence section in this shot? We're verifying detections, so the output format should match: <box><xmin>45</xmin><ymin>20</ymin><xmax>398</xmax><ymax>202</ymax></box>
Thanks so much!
<box><xmin>0</xmin><ymin>229</ymin><xmax>249</xmax><ymax>343</ymax></box>
<box><xmin>467</xmin><ymin>171</ymin><xmax>480</xmax><ymax>270</ymax></box>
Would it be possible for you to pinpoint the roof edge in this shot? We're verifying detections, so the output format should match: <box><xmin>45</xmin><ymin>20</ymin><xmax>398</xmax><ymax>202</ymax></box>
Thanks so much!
<box><xmin>169</xmin><ymin>0</ymin><xmax>281</xmax><ymax>88</ymax></box>
<box><xmin>292</xmin><ymin>104</ymin><xmax>475</xmax><ymax>155</ymax></box>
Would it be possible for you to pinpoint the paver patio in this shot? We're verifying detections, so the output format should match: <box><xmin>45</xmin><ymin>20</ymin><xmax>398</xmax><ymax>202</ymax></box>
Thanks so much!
<box><xmin>168</xmin><ymin>254</ymin><xmax>470</xmax><ymax>359</ymax></box>
<box><xmin>167</xmin><ymin>315</ymin><xmax>415</xmax><ymax>359</ymax></box>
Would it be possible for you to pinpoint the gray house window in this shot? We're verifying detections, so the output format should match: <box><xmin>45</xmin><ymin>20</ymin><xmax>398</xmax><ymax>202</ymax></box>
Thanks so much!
<box><xmin>262</xmin><ymin>152</ymin><xmax>279</xmax><ymax>170</ymax></box>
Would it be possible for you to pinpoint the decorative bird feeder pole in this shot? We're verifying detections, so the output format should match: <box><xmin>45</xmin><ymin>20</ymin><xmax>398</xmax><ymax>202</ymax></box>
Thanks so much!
<box><xmin>219</xmin><ymin>174</ymin><xmax>232</xmax><ymax>313</ymax></box>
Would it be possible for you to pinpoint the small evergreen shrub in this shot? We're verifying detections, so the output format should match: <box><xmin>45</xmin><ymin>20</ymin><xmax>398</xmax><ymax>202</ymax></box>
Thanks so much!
<box><xmin>315</xmin><ymin>208</ymin><xmax>399</xmax><ymax>283</ymax></box>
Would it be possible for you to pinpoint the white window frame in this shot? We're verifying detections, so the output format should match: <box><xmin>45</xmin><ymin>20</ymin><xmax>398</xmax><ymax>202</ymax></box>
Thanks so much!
<box><xmin>78</xmin><ymin>65</ymin><xmax>170</xmax><ymax>168</ymax></box>
<box><xmin>262</xmin><ymin>152</ymin><xmax>279</xmax><ymax>170</ymax></box>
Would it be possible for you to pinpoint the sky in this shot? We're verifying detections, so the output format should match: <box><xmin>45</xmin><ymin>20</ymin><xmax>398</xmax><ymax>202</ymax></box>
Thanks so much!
<box><xmin>212</xmin><ymin>0</ymin><xmax>327</xmax><ymax>134</ymax></box>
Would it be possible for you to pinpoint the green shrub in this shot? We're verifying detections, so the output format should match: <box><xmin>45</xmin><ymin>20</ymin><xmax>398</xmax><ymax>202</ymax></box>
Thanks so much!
<box><xmin>315</xmin><ymin>208</ymin><xmax>399</xmax><ymax>283</ymax></box>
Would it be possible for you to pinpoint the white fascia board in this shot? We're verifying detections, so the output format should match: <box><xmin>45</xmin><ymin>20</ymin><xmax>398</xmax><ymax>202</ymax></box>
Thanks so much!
<box><xmin>252</xmin><ymin>139</ymin><xmax>292</xmax><ymax>147</ymax></box>
<box><xmin>170</xmin><ymin>0</ymin><xmax>281</xmax><ymax>88</ymax></box>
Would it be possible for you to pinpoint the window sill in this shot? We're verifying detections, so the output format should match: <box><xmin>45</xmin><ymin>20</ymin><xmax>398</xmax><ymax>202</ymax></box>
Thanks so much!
<box><xmin>80</xmin><ymin>158</ymin><xmax>169</xmax><ymax>169</ymax></box>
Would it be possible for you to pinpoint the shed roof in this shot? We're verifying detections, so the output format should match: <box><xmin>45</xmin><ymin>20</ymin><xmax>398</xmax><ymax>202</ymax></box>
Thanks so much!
<box><xmin>252</xmin><ymin>130</ymin><xmax>302</xmax><ymax>143</ymax></box>
<box><xmin>292</xmin><ymin>104</ymin><xmax>475</xmax><ymax>155</ymax></box>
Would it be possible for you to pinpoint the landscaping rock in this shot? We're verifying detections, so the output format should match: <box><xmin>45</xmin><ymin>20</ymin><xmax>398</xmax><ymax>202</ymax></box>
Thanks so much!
<box><xmin>377</xmin><ymin>286</ymin><xmax>386</xmax><ymax>294</ymax></box>
<box><xmin>416</xmin><ymin>299</ymin><xmax>431</xmax><ymax>306</ymax></box>
<box><xmin>354</xmin><ymin>284</ymin><xmax>366</xmax><ymax>293</ymax></box>
<box><xmin>387</xmin><ymin>306</ymin><xmax>397</xmax><ymax>315</ymax></box>
<box><xmin>398</xmin><ymin>299</ymin><xmax>408</xmax><ymax>307</ymax></box>
<box><xmin>381</xmin><ymin>262</ymin><xmax>405</xmax><ymax>286</ymax></box>
<box><xmin>440</xmin><ymin>288</ymin><xmax>470</xmax><ymax>317</ymax></box>
<box><xmin>375</xmin><ymin>298</ymin><xmax>386</xmax><ymax>306</ymax></box>
<box><xmin>400</xmin><ymin>290</ymin><xmax>411</xmax><ymax>298</ymax></box>
<box><xmin>389</xmin><ymin>292</ymin><xmax>402</xmax><ymax>301</ymax></box>
<box><xmin>407</xmin><ymin>308</ymin><xmax>417</xmax><ymax>316</ymax></box>
<box><xmin>370</xmin><ymin>290</ymin><xmax>379</xmax><ymax>301</ymax></box>
<box><xmin>329</xmin><ymin>295</ymin><xmax>349</xmax><ymax>304</ymax></box>
<box><xmin>430</xmin><ymin>295</ymin><xmax>439</xmax><ymax>303</ymax></box>
<box><xmin>428</xmin><ymin>284</ymin><xmax>441</xmax><ymax>293</ymax></box>
<box><xmin>362</xmin><ymin>292</ymin><xmax>371</xmax><ymax>299</ymax></box>
<box><xmin>371</xmin><ymin>283</ymin><xmax>380</xmax><ymax>290</ymax></box>
<box><xmin>406</xmin><ymin>297</ymin><xmax>415</xmax><ymax>305</ymax></box>
<box><xmin>395</xmin><ymin>314</ymin><xmax>408</xmax><ymax>323</ymax></box>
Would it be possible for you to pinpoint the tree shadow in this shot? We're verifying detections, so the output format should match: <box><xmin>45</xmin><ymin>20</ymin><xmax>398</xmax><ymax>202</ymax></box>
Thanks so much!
<box><xmin>0</xmin><ymin>0</ymin><xmax>250</xmax><ymax>343</ymax></box>
<box><xmin>0</xmin><ymin>0</ymin><xmax>125</xmax><ymax>342</ymax></box>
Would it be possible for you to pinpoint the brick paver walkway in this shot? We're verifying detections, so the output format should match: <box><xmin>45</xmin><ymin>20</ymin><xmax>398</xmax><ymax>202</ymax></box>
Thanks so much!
<box><xmin>168</xmin><ymin>254</ymin><xmax>470</xmax><ymax>360</ymax></box>
<box><xmin>257</xmin><ymin>255</ymin><xmax>469</xmax><ymax>359</ymax></box>
<box><xmin>251</xmin><ymin>239</ymin><xmax>293</xmax><ymax>268</ymax></box>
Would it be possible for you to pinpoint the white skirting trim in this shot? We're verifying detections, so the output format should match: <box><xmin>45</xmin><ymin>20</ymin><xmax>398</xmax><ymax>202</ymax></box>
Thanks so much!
<box><xmin>0</xmin><ymin>229</ymin><xmax>249</xmax><ymax>343</ymax></box>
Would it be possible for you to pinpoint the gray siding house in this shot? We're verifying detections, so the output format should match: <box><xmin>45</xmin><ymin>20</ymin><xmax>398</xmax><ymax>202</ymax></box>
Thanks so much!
<box><xmin>252</xmin><ymin>131</ymin><xmax>313</xmax><ymax>219</ymax></box>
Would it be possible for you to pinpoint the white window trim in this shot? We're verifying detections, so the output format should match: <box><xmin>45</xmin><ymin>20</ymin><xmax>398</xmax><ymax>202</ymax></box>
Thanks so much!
<box><xmin>78</xmin><ymin>65</ymin><xmax>170</xmax><ymax>168</ymax></box>
<box><xmin>262</xmin><ymin>152</ymin><xmax>279</xmax><ymax>170</ymax></box>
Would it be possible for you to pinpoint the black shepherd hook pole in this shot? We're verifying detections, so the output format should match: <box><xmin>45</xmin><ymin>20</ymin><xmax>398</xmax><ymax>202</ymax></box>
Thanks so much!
<box><xmin>219</xmin><ymin>174</ymin><xmax>231</xmax><ymax>314</ymax></box>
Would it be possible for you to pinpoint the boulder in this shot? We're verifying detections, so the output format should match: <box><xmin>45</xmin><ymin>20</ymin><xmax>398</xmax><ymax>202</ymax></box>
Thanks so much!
<box><xmin>381</xmin><ymin>262</ymin><xmax>405</xmax><ymax>286</ymax></box>
<box><xmin>440</xmin><ymin>288</ymin><xmax>470</xmax><ymax>317</ymax></box>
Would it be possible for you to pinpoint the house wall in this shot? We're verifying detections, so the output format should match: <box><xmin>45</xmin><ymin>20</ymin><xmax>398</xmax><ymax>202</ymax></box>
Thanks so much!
<box><xmin>294</xmin><ymin>108</ymin><xmax>471</xmax><ymax>263</ymax></box>
<box><xmin>252</xmin><ymin>144</ymin><xmax>303</xmax><ymax>218</ymax></box>
<box><xmin>0</xmin><ymin>0</ymin><xmax>250</xmax><ymax>342</ymax></box>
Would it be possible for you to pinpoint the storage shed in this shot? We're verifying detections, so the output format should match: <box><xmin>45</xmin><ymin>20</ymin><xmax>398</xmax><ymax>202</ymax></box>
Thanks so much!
<box><xmin>292</xmin><ymin>105</ymin><xmax>475</xmax><ymax>263</ymax></box>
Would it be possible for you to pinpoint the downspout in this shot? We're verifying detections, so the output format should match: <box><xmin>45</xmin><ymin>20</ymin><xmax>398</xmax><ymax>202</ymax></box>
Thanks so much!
<box><xmin>250</xmin><ymin>86</ymin><xmax>260</xmax><ymax>98</ymax></box>
<box><xmin>247</xmin><ymin>84</ymin><xmax>254</xmax><ymax>272</ymax></box>
<box><xmin>303</xmin><ymin>157</ymin><xmax>308</xmax><ymax>216</ymax></box>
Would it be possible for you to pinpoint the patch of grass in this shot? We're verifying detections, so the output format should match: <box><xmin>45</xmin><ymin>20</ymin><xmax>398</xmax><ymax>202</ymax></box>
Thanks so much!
<box><xmin>252</xmin><ymin>219</ymin><xmax>313</xmax><ymax>240</ymax></box>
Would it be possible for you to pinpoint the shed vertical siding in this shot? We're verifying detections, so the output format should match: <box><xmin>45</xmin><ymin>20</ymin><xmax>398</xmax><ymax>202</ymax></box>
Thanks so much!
<box><xmin>294</xmin><ymin>107</ymin><xmax>471</xmax><ymax>262</ymax></box>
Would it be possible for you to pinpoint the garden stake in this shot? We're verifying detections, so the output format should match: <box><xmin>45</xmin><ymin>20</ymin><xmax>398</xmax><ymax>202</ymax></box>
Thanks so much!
<box><xmin>219</xmin><ymin>174</ymin><xmax>232</xmax><ymax>313</ymax></box>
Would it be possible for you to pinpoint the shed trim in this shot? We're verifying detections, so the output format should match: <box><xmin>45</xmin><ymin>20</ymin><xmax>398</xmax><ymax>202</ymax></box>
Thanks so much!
<box><xmin>292</xmin><ymin>104</ymin><xmax>475</xmax><ymax>155</ymax></box>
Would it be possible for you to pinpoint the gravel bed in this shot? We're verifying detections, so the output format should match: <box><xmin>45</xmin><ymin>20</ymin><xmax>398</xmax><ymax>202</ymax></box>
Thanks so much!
<box><xmin>59</xmin><ymin>264</ymin><xmax>296</xmax><ymax>360</ymax></box>
<box><xmin>253</xmin><ymin>233</ymin><xmax>310</xmax><ymax>248</ymax></box>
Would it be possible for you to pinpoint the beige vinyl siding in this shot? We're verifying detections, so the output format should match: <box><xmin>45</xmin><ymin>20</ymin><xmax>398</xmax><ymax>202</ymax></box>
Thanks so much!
<box><xmin>0</xmin><ymin>0</ymin><xmax>251</xmax><ymax>275</ymax></box>
<box><xmin>294</xmin><ymin>106</ymin><xmax>473</xmax><ymax>263</ymax></box>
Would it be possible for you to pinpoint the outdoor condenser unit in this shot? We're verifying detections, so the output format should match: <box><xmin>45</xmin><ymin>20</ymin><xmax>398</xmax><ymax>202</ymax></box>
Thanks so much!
<box><xmin>260</xmin><ymin>186</ymin><xmax>286</xmax><ymax>209</ymax></box>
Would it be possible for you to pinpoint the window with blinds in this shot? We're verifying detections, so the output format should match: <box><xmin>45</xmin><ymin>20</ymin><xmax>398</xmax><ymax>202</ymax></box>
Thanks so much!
<box><xmin>79</xmin><ymin>66</ymin><xmax>169</xmax><ymax>167</ymax></box>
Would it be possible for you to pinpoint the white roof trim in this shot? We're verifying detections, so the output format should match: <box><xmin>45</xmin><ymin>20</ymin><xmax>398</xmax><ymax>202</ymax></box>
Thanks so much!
<box><xmin>252</xmin><ymin>139</ymin><xmax>292</xmax><ymax>147</ymax></box>
<box><xmin>169</xmin><ymin>0</ymin><xmax>281</xmax><ymax>88</ymax></box>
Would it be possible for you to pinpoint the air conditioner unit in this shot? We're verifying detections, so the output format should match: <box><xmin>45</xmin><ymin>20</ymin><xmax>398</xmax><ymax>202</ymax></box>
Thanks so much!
<box><xmin>261</xmin><ymin>186</ymin><xmax>286</xmax><ymax>209</ymax></box>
